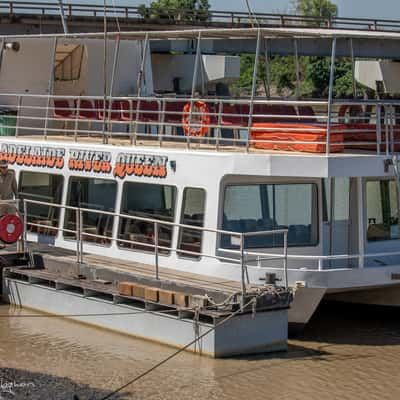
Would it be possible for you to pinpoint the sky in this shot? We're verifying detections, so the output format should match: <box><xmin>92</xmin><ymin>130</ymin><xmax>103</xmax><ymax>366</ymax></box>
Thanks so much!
<box><xmin>72</xmin><ymin>0</ymin><xmax>400</xmax><ymax>20</ymax></box>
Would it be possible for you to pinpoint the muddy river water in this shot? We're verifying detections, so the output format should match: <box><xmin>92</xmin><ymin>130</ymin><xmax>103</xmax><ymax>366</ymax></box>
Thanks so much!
<box><xmin>0</xmin><ymin>301</ymin><xmax>399</xmax><ymax>400</ymax></box>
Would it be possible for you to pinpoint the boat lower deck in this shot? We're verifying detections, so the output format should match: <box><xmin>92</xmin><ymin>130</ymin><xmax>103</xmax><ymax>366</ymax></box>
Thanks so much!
<box><xmin>0</xmin><ymin>244</ymin><xmax>291</xmax><ymax>357</ymax></box>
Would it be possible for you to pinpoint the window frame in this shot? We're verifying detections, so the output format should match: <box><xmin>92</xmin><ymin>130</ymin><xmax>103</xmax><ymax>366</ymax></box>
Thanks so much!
<box><xmin>18</xmin><ymin>171</ymin><xmax>65</xmax><ymax>235</ymax></box>
<box><xmin>220</xmin><ymin>181</ymin><xmax>320</xmax><ymax>249</ymax></box>
<box><xmin>63</xmin><ymin>175</ymin><xmax>118</xmax><ymax>246</ymax></box>
<box><xmin>117</xmin><ymin>181</ymin><xmax>178</xmax><ymax>254</ymax></box>
<box><xmin>365</xmin><ymin>177</ymin><xmax>400</xmax><ymax>243</ymax></box>
<box><xmin>177</xmin><ymin>187</ymin><xmax>207</xmax><ymax>261</ymax></box>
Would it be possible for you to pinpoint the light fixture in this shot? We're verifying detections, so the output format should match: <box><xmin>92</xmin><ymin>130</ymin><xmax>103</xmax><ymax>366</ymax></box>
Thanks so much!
<box><xmin>3</xmin><ymin>42</ymin><xmax>20</xmax><ymax>52</ymax></box>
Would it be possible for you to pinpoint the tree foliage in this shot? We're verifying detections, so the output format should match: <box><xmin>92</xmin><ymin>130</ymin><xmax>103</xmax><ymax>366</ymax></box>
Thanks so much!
<box><xmin>295</xmin><ymin>0</ymin><xmax>338</xmax><ymax>20</ymax></box>
<box><xmin>233</xmin><ymin>0</ymin><xmax>358</xmax><ymax>98</ymax></box>
<box><xmin>138</xmin><ymin>0</ymin><xmax>210</xmax><ymax>21</ymax></box>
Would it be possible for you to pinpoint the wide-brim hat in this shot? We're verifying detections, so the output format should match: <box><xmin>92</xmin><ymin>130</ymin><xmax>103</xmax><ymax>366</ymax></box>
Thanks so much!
<box><xmin>0</xmin><ymin>160</ymin><xmax>8</xmax><ymax>168</ymax></box>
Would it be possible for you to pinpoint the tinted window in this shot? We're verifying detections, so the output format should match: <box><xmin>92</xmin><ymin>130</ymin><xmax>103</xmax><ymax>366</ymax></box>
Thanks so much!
<box><xmin>118</xmin><ymin>182</ymin><xmax>176</xmax><ymax>254</ymax></box>
<box><xmin>222</xmin><ymin>183</ymin><xmax>318</xmax><ymax>248</ymax></box>
<box><xmin>178</xmin><ymin>188</ymin><xmax>206</xmax><ymax>258</ymax></box>
<box><xmin>366</xmin><ymin>180</ymin><xmax>400</xmax><ymax>241</ymax></box>
<box><xmin>64</xmin><ymin>177</ymin><xmax>117</xmax><ymax>245</ymax></box>
<box><xmin>19</xmin><ymin>172</ymin><xmax>64</xmax><ymax>236</ymax></box>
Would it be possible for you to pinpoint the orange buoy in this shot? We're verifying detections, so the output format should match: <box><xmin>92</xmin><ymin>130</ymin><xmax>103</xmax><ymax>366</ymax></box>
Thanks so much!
<box><xmin>182</xmin><ymin>101</ymin><xmax>210</xmax><ymax>136</ymax></box>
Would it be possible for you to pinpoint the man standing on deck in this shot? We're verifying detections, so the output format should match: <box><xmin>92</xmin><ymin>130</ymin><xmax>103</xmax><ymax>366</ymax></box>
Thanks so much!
<box><xmin>0</xmin><ymin>160</ymin><xmax>17</xmax><ymax>215</ymax></box>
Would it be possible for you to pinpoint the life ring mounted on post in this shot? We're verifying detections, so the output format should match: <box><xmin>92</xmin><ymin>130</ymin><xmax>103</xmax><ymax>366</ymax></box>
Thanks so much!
<box><xmin>182</xmin><ymin>101</ymin><xmax>211</xmax><ymax>137</ymax></box>
<box><xmin>338</xmin><ymin>104</ymin><xmax>364</xmax><ymax>124</ymax></box>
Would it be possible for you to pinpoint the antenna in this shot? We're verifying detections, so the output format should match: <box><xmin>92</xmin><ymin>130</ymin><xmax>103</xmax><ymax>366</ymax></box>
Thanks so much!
<box><xmin>57</xmin><ymin>0</ymin><xmax>69</xmax><ymax>34</ymax></box>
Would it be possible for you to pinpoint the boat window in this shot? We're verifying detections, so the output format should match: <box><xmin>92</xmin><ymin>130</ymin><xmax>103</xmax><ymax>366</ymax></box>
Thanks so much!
<box><xmin>117</xmin><ymin>182</ymin><xmax>177</xmax><ymax>254</ymax></box>
<box><xmin>64</xmin><ymin>177</ymin><xmax>117</xmax><ymax>245</ymax></box>
<box><xmin>221</xmin><ymin>183</ymin><xmax>318</xmax><ymax>248</ymax></box>
<box><xmin>366</xmin><ymin>179</ymin><xmax>400</xmax><ymax>242</ymax></box>
<box><xmin>18</xmin><ymin>172</ymin><xmax>64</xmax><ymax>236</ymax></box>
<box><xmin>178</xmin><ymin>188</ymin><xmax>206</xmax><ymax>259</ymax></box>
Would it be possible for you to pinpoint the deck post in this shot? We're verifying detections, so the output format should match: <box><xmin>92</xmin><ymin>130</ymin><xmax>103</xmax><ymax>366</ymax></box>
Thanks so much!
<box><xmin>240</xmin><ymin>233</ymin><xmax>246</xmax><ymax>308</ymax></box>
<box><xmin>15</xmin><ymin>95</ymin><xmax>22</xmax><ymax>137</ymax></box>
<box><xmin>247</xmin><ymin>29</ymin><xmax>262</xmax><ymax>153</ymax></box>
<box><xmin>294</xmin><ymin>39</ymin><xmax>300</xmax><ymax>98</ymax></box>
<box><xmin>0</xmin><ymin>39</ymin><xmax>5</xmax><ymax>75</ymax></box>
<box><xmin>357</xmin><ymin>177</ymin><xmax>365</xmax><ymax>269</ymax></box>
<box><xmin>188</xmin><ymin>32</ymin><xmax>202</xmax><ymax>149</ymax></box>
<box><xmin>154</xmin><ymin>221</ymin><xmax>159</xmax><ymax>280</ymax></box>
<box><xmin>377</xmin><ymin>104</ymin><xmax>382</xmax><ymax>155</ymax></box>
<box><xmin>57</xmin><ymin>1</ymin><xmax>69</xmax><ymax>35</ymax></box>
<box><xmin>350</xmin><ymin>38</ymin><xmax>356</xmax><ymax>99</ymax></box>
<box><xmin>44</xmin><ymin>37</ymin><xmax>58</xmax><ymax>140</ymax></box>
<box><xmin>132</xmin><ymin>33</ymin><xmax>149</xmax><ymax>145</ymax></box>
<box><xmin>102</xmin><ymin>0</ymin><xmax>108</xmax><ymax>145</ymax></box>
<box><xmin>326</xmin><ymin>37</ymin><xmax>337</xmax><ymax>156</ymax></box>
<box><xmin>263</xmin><ymin>39</ymin><xmax>271</xmax><ymax>98</ymax></box>
<box><xmin>108</xmin><ymin>33</ymin><xmax>121</xmax><ymax>139</ymax></box>
<box><xmin>283</xmin><ymin>231</ymin><xmax>288</xmax><ymax>289</ymax></box>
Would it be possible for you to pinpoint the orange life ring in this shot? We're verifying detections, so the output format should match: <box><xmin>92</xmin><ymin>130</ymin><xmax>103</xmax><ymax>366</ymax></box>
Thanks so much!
<box><xmin>182</xmin><ymin>101</ymin><xmax>210</xmax><ymax>136</ymax></box>
<box><xmin>338</xmin><ymin>104</ymin><xmax>363</xmax><ymax>124</ymax></box>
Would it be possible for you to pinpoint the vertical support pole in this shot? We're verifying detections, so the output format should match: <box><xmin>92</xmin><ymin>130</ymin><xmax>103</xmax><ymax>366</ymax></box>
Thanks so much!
<box><xmin>357</xmin><ymin>177</ymin><xmax>365</xmax><ymax>269</ymax></box>
<box><xmin>15</xmin><ymin>95</ymin><xmax>22</xmax><ymax>137</ymax></box>
<box><xmin>154</xmin><ymin>221</ymin><xmax>159</xmax><ymax>280</ymax></box>
<box><xmin>283</xmin><ymin>231</ymin><xmax>288</xmax><ymax>289</ymax></box>
<box><xmin>188</xmin><ymin>32</ymin><xmax>202</xmax><ymax>149</ymax></box>
<box><xmin>294</xmin><ymin>39</ymin><xmax>300</xmax><ymax>98</ymax></box>
<box><xmin>132</xmin><ymin>33</ymin><xmax>149</xmax><ymax>145</ymax></box>
<box><xmin>376</xmin><ymin>104</ymin><xmax>382</xmax><ymax>155</ymax></box>
<box><xmin>247</xmin><ymin>29</ymin><xmax>262</xmax><ymax>153</ymax></box>
<box><xmin>108</xmin><ymin>34</ymin><xmax>121</xmax><ymax>140</ymax></box>
<box><xmin>264</xmin><ymin>39</ymin><xmax>271</xmax><ymax>98</ymax></box>
<box><xmin>57</xmin><ymin>0</ymin><xmax>69</xmax><ymax>34</ymax></box>
<box><xmin>22</xmin><ymin>199</ymin><xmax>28</xmax><ymax>254</ymax></box>
<box><xmin>79</xmin><ymin>208</ymin><xmax>83</xmax><ymax>264</ymax></box>
<box><xmin>102</xmin><ymin>0</ymin><xmax>108</xmax><ymax>145</ymax></box>
<box><xmin>0</xmin><ymin>39</ymin><xmax>5</xmax><ymax>75</ymax></box>
<box><xmin>326</xmin><ymin>37</ymin><xmax>337</xmax><ymax>156</ymax></box>
<box><xmin>75</xmin><ymin>209</ymin><xmax>80</xmax><ymax>264</ymax></box>
<box><xmin>350</xmin><ymin>38</ymin><xmax>356</xmax><ymax>99</ymax></box>
<box><xmin>216</xmin><ymin>99</ymin><xmax>222</xmax><ymax>151</ymax></box>
<box><xmin>73</xmin><ymin>98</ymin><xmax>80</xmax><ymax>141</ymax></box>
<box><xmin>240</xmin><ymin>233</ymin><xmax>246</xmax><ymax>308</ymax></box>
<box><xmin>44</xmin><ymin>37</ymin><xmax>58</xmax><ymax>140</ymax></box>
<box><xmin>329</xmin><ymin>177</ymin><xmax>336</xmax><ymax>268</ymax></box>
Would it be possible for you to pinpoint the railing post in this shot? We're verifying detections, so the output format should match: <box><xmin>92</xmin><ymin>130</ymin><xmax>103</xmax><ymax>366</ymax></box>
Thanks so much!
<box><xmin>376</xmin><ymin>104</ymin><xmax>382</xmax><ymax>155</ymax></box>
<box><xmin>283</xmin><ymin>231</ymin><xmax>288</xmax><ymax>289</ymax></box>
<box><xmin>22</xmin><ymin>199</ymin><xmax>28</xmax><ymax>253</ymax></box>
<box><xmin>216</xmin><ymin>100</ymin><xmax>222</xmax><ymax>150</ymax></box>
<box><xmin>75</xmin><ymin>208</ymin><xmax>80</xmax><ymax>264</ymax></box>
<box><xmin>74</xmin><ymin>98</ymin><xmax>81</xmax><ymax>142</ymax></box>
<box><xmin>44</xmin><ymin>37</ymin><xmax>58</xmax><ymax>140</ymax></box>
<box><xmin>326</xmin><ymin>37</ymin><xmax>337</xmax><ymax>156</ymax></box>
<box><xmin>247</xmin><ymin>29</ymin><xmax>262</xmax><ymax>153</ymax></box>
<box><xmin>240</xmin><ymin>233</ymin><xmax>246</xmax><ymax>308</ymax></box>
<box><xmin>79</xmin><ymin>209</ymin><xmax>83</xmax><ymax>264</ymax></box>
<box><xmin>154</xmin><ymin>221</ymin><xmax>159</xmax><ymax>280</ymax></box>
<box><xmin>15</xmin><ymin>95</ymin><xmax>22</xmax><ymax>137</ymax></box>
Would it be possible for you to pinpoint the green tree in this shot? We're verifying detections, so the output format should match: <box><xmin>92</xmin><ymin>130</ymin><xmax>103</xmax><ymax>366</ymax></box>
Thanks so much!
<box><xmin>295</xmin><ymin>0</ymin><xmax>338</xmax><ymax>20</ymax></box>
<box><xmin>138</xmin><ymin>0</ymin><xmax>210</xmax><ymax>22</ymax></box>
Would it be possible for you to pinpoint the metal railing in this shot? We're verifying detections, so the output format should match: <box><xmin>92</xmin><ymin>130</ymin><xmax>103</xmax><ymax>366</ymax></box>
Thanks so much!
<box><xmin>20</xmin><ymin>198</ymin><xmax>290</xmax><ymax>294</ymax></box>
<box><xmin>1</xmin><ymin>92</ymin><xmax>400</xmax><ymax>156</ymax></box>
<box><xmin>1</xmin><ymin>2</ymin><xmax>400</xmax><ymax>32</ymax></box>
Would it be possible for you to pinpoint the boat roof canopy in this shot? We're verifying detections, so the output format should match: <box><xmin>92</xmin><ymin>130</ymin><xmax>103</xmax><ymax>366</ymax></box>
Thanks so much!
<box><xmin>2</xmin><ymin>27</ymin><xmax>400</xmax><ymax>58</ymax></box>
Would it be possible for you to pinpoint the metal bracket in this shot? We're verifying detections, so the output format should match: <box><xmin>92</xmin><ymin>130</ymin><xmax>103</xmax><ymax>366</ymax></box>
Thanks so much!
<box><xmin>384</xmin><ymin>158</ymin><xmax>393</xmax><ymax>173</ymax></box>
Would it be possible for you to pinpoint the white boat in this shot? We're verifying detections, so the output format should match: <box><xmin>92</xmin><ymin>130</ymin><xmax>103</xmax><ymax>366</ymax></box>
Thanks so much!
<box><xmin>1</xmin><ymin>23</ymin><xmax>400</xmax><ymax>329</ymax></box>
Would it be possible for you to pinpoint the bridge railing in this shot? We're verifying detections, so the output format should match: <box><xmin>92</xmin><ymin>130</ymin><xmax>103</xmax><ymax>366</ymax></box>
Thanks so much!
<box><xmin>1</xmin><ymin>1</ymin><xmax>400</xmax><ymax>32</ymax></box>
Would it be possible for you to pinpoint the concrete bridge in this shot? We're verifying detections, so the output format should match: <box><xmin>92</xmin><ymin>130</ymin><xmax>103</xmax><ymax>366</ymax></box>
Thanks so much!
<box><xmin>1</xmin><ymin>1</ymin><xmax>400</xmax><ymax>35</ymax></box>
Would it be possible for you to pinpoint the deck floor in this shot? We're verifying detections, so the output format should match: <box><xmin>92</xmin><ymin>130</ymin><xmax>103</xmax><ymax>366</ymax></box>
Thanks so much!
<box><xmin>18</xmin><ymin>242</ymin><xmax>250</xmax><ymax>294</ymax></box>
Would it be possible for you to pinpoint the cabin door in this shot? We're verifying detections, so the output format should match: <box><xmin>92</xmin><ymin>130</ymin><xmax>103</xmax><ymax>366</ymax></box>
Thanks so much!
<box><xmin>324</xmin><ymin>178</ymin><xmax>355</xmax><ymax>267</ymax></box>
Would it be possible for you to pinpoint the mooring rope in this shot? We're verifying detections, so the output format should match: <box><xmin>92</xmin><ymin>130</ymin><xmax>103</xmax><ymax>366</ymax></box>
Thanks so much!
<box><xmin>93</xmin><ymin>297</ymin><xmax>256</xmax><ymax>400</ymax></box>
